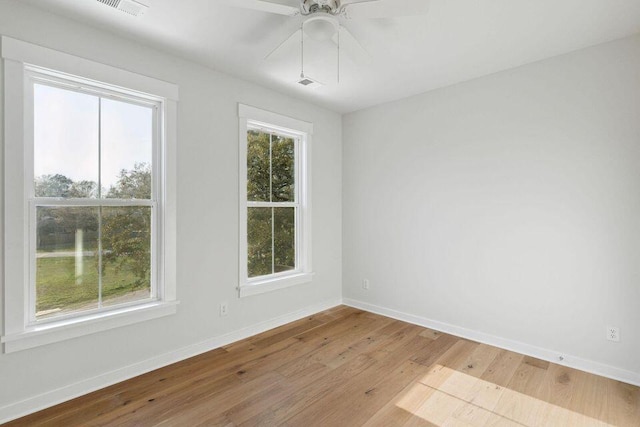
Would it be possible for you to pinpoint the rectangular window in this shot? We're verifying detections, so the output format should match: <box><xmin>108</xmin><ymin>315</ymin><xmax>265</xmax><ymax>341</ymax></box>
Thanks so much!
<box><xmin>1</xmin><ymin>37</ymin><xmax>178</xmax><ymax>353</ymax></box>
<box><xmin>239</xmin><ymin>105</ymin><xmax>313</xmax><ymax>297</ymax></box>
<box><xmin>247</xmin><ymin>129</ymin><xmax>297</xmax><ymax>278</ymax></box>
<box><xmin>32</xmin><ymin>79</ymin><xmax>156</xmax><ymax>322</ymax></box>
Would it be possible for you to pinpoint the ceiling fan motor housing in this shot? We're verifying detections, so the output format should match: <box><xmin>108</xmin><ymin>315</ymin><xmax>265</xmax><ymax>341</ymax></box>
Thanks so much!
<box><xmin>302</xmin><ymin>0</ymin><xmax>341</xmax><ymax>15</ymax></box>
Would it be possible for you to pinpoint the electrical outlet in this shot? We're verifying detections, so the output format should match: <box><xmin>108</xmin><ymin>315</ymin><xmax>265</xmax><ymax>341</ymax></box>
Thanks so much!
<box><xmin>362</xmin><ymin>279</ymin><xmax>370</xmax><ymax>290</ymax></box>
<box><xmin>220</xmin><ymin>301</ymin><xmax>229</xmax><ymax>317</ymax></box>
<box><xmin>607</xmin><ymin>326</ymin><xmax>620</xmax><ymax>342</ymax></box>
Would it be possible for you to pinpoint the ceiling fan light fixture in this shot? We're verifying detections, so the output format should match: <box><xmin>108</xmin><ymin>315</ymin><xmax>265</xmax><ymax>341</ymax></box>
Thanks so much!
<box><xmin>303</xmin><ymin>14</ymin><xmax>339</xmax><ymax>41</ymax></box>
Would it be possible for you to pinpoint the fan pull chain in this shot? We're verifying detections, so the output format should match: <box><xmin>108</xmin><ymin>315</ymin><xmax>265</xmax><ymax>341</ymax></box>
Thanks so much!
<box><xmin>300</xmin><ymin>23</ymin><xmax>305</xmax><ymax>79</ymax></box>
<box><xmin>337</xmin><ymin>26</ymin><xmax>340</xmax><ymax>84</ymax></box>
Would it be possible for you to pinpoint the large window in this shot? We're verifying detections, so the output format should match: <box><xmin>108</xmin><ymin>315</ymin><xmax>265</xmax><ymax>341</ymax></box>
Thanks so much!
<box><xmin>239</xmin><ymin>105</ymin><xmax>312</xmax><ymax>297</ymax></box>
<box><xmin>2</xmin><ymin>37</ymin><xmax>178</xmax><ymax>352</ymax></box>
<box><xmin>31</xmin><ymin>77</ymin><xmax>156</xmax><ymax>321</ymax></box>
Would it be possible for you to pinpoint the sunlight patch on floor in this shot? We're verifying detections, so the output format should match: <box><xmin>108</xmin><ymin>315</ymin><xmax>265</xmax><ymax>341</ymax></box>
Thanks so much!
<box><xmin>395</xmin><ymin>364</ymin><xmax>613</xmax><ymax>426</ymax></box>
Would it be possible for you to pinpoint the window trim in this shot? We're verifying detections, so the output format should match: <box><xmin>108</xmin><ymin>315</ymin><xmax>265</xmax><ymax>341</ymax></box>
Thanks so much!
<box><xmin>1</xmin><ymin>36</ymin><xmax>179</xmax><ymax>353</ymax></box>
<box><xmin>238</xmin><ymin>104</ymin><xmax>313</xmax><ymax>298</ymax></box>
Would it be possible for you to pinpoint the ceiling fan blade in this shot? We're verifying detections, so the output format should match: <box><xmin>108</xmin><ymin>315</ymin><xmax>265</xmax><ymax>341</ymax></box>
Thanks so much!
<box><xmin>342</xmin><ymin>0</ymin><xmax>430</xmax><ymax>19</ymax></box>
<box><xmin>265</xmin><ymin>28</ymin><xmax>302</xmax><ymax>60</ymax></box>
<box><xmin>336</xmin><ymin>26</ymin><xmax>371</xmax><ymax>65</ymax></box>
<box><xmin>222</xmin><ymin>0</ymin><xmax>300</xmax><ymax>16</ymax></box>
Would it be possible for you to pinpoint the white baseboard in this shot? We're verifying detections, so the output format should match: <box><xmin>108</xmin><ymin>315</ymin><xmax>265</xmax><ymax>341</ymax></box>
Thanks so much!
<box><xmin>343</xmin><ymin>298</ymin><xmax>640</xmax><ymax>388</ymax></box>
<box><xmin>0</xmin><ymin>298</ymin><xmax>343</xmax><ymax>424</ymax></box>
<box><xmin>5</xmin><ymin>296</ymin><xmax>637</xmax><ymax>423</ymax></box>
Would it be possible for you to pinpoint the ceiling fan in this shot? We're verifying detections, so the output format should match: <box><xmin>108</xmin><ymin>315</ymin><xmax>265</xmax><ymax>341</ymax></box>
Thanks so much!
<box><xmin>224</xmin><ymin>0</ymin><xmax>430</xmax><ymax>85</ymax></box>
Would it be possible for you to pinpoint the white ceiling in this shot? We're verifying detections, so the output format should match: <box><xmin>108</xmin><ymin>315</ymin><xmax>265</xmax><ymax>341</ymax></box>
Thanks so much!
<box><xmin>23</xmin><ymin>0</ymin><xmax>640</xmax><ymax>113</ymax></box>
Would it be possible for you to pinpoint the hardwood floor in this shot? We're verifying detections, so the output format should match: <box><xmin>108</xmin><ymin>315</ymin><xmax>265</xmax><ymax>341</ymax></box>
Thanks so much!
<box><xmin>6</xmin><ymin>306</ymin><xmax>639</xmax><ymax>426</ymax></box>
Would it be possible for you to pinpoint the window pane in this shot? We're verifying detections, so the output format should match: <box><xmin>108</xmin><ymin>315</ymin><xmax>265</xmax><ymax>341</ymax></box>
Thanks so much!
<box><xmin>247</xmin><ymin>130</ymin><xmax>271</xmax><ymax>202</ymax></box>
<box><xmin>34</xmin><ymin>84</ymin><xmax>99</xmax><ymax>198</ymax></box>
<box><xmin>36</xmin><ymin>206</ymin><xmax>99</xmax><ymax>319</ymax></box>
<box><xmin>248</xmin><ymin>207</ymin><xmax>272</xmax><ymax>277</ymax></box>
<box><xmin>271</xmin><ymin>135</ymin><xmax>295</xmax><ymax>202</ymax></box>
<box><xmin>102</xmin><ymin>206</ymin><xmax>152</xmax><ymax>307</ymax></box>
<box><xmin>274</xmin><ymin>207</ymin><xmax>295</xmax><ymax>273</ymax></box>
<box><xmin>102</xmin><ymin>99</ymin><xmax>153</xmax><ymax>199</ymax></box>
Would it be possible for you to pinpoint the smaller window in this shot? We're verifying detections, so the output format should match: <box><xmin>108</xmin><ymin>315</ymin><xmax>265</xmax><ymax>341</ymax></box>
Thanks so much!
<box><xmin>238</xmin><ymin>105</ymin><xmax>313</xmax><ymax>297</ymax></box>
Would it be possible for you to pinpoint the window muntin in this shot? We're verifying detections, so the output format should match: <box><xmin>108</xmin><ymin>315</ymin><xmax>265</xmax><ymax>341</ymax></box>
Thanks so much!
<box><xmin>29</xmin><ymin>72</ymin><xmax>158</xmax><ymax>323</ymax></box>
<box><xmin>246</xmin><ymin>127</ymin><xmax>299</xmax><ymax>279</ymax></box>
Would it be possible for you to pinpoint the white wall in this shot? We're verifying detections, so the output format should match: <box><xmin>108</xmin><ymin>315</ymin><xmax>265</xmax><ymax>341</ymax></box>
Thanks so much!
<box><xmin>0</xmin><ymin>0</ymin><xmax>341</xmax><ymax>419</ymax></box>
<box><xmin>343</xmin><ymin>34</ymin><xmax>640</xmax><ymax>382</ymax></box>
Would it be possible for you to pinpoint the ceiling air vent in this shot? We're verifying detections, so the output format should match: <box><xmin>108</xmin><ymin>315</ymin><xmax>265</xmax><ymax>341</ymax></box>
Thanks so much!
<box><xmin>96</xmin><ymin>0</ymin><xmax>149</xmax><ymax>17</ymax></box>
<box><xmin>297</xmin><ymin>76</ymin><xmax>323</xmax><ymax>88</ymax></box>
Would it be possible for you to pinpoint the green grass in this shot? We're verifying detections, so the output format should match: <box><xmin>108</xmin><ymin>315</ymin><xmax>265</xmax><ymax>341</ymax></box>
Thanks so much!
<box><xmin>36</xmin><ymin>240</ymin><xmax>99</xmax><ymax>253</ymax></box>
<box><xmin>36</xmin><ymin>255</ymin><xmax>149</xmax><ymax>313</ymax></box>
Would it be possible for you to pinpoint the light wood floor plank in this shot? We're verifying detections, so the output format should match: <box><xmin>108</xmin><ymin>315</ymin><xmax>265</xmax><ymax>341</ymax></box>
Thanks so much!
<box><xmin>365</xmin><ymin>339</ymin><xmax>485</xmax><ymax>427</ymax></box>
<box><xmin>5</xmin><ymin>306</ymin><xmax>638</xmax><ymax>427</ymax></box>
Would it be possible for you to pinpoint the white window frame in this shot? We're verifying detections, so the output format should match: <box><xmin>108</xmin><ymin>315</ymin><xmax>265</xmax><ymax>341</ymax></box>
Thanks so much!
<box><xmin>1</xmin><ymin>37</ymin><xmax>179</xmax><ymax>353</ymax></box>
<box><xmin>238</xmin><ymin>104</ymin><xmax>313</xmax><ymax>297</ymax></box>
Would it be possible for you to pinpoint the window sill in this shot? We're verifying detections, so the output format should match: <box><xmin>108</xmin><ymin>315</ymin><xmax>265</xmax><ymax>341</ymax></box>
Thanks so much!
<box><xmin>1</xmin><ymin>300</ymin><xmax>179</xmax><ymax>353</ymax></box>
<box><xmin>239</xmin><ymin>272</ymin><xmax>314</xmax><ymax>298</ymax></box>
